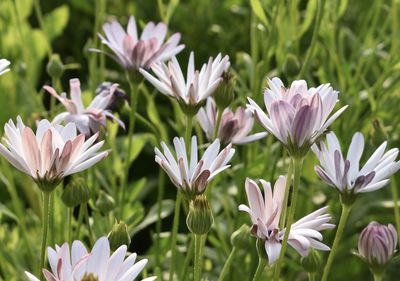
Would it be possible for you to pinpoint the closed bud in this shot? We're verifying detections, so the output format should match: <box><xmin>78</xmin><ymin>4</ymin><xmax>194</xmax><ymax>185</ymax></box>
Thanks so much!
<box><xmin>108</xmin><ymin>221</ymin><xmax>131</xmax><ymax>251</ymax></box>
<box><xmin>46</xmin><ymin>54</ymin><xmax>64</xmax><ymax>79</ymax></box>
<box><xmin>231</xmin><ymin>224</ymin><xmax>251</xmax><ymax>248</ymax></box>
<box><xmin>301</xmin><ymin>248</ymin><xmax>321</xmax><ymax>273</ymax></box>
<box><xmin>283</xmin><ymin>54</ymin><xmax>300</xmax><ymax>77</ymax></box>
<box><xmin>186</xmin><ymin>195</ymin><xmax>214</xmax><ymax>234</ymax></box>
<box><xmin>214</xmin><ymin>71</ymin><xmax>236</xmax><ymax>109</ymax></box>
<box><xmin>358</xmin><ymin>221</ymin><xmax>398</xmax><ymax>275</ymax></box>
<box><xmin>96</xmin><ymin>190</ymin><xmax>115</xmax><ymax>213</ymax></box>
<box><xmin>61</xmin><ymin>177</ymin><xmax>90</xmax><ymax>208</ymax></box>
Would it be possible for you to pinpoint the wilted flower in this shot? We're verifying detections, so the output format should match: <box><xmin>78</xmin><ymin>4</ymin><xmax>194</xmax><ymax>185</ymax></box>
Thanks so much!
<box><xmin>197</xmin><ymin>98</ymin><xmax>267</xmax><ymax>144</ymax></box>
<box><xmin>25</xmin><ymin>237</ymin><xmax>156</xmax><ymax>281</ymax></box>
<box><xmin>44</xmin><ymin>78</ymin><xmax>125</xmax><ymax>136</ymax></box>
<box><xmin>95</xmin><ymin>16</ymin><xmax>184</xmax><ymax>70</ymax></box>
<box><xmin>312</xmin><ymin>132</ymin><xmax>400</xmax><ymax>203</ymax></box>
<box><xmin>96</xmin><ymin>82</ymin><xmax>129</xmax><ymax>111</ymax></box>
<box><xmin>155</xmin><ymin>136</ymin><xmax>235</xmax><ymax>199</ymax></box>
<box><xmin>358</xmin><ymin>221</ymin><xmax>397</xmax><ymax>273</ymax></box>
<box><xmin>239</xmin><ymin>177</ymin><xmax>334</xmax><ymax>265</ymax></box>
<box><xmin>0</xmin><ymin>117</ymin><xmax>108</xmax><ymax>192</ymax></box>
<box><xmin>140</xmin><ymin>52</ymin><xmax>230</xmax><ymax>113</ymax></box>
<box><xmin>0</xmin><ymin>58</ymin><xmax>10</xmax><ymax>76</ymax></box>
<box><xmin>247</xmin><ymin>78</ymin><xmax>347</xmax><ymax>157</ymax></box>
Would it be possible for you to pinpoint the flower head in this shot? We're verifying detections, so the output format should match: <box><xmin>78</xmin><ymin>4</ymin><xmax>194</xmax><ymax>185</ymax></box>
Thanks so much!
<box><xmin>358</xmin><ymin>221</ymin><xmax>397</xmax><ymax>273</ymax></box>
<box><xmin>155</xmin><ymin>136</ymin><xmax>235</xmax><ymax>199</ymax></box>
<box><xmin>0</xmin><ymin>58</ymin><xmax>10</xmax><ymax>76</ymax></box>
<box><xmin>197</xmin><ymin>98</ymin><xmax>267</xmax><ymax>145</ymax></box>
<box><xmin>96</xmin><ymin>82</ymin><xmax>129</xmax><ymax>111</ymax></box>
<box><xmin>239</xmin><ymin>177</ymin><xmax>334</xmax><ymax>265</ymax></box>
<box><xmin>95</xmin><ymin>16</ymin><xmax>184</xmax><ymax>70</ymax></box>
<box><xmin>0</xmin><ymin>117</ymin><xmax>108</xmax><ymax>191</ymax></box>
<box><xmin>140</xmin><ymin>52</ymin><xmax>230</xmax><ymax>114</ymax></box>
<box><xmin>247</xmin><ymin>78</ymin><xmax>347</xmax><ymax>157</ymax></box>
<box><xmin>312</xmin><ymin>132</ymin><xmax>400</xmax><ymax>203</ymax></box>
<box><xmin>25</xmin><ymin>237</ymin><xmax>156</xmax><ymax>281</ymax></box>
<box><xmin>44</xmin><ymin>78</ymin><xmax>125</xmax><ymax>137</ymax></box>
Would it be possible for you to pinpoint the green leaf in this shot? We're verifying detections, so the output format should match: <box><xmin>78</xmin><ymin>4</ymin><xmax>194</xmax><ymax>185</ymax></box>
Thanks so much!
<box><xmin>0</xmin><ymin>203</ymin><xmax>18</xmax><ymax>222</ymax></box>
<box><xmin>299</xmin><ymin>0</ymin><xmax>317</xmax><ymax>38</ymax></box>
<box><xmin>43</xmin><ymin>5</ymin><xmax>70</xmax><ymax>40</ymax></box>
<box><xmin>250</xmin><ymin>0</ymin><xmax>269</xmax><ymax>27</ymax></box>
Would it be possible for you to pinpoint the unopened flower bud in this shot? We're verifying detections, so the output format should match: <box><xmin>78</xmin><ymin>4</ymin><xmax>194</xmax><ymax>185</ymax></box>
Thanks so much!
<box><xmin>108</xmin><ymin>221</ymin><xmax>131</xmax><ymax>251</ymax></box>
<box><xmin>186</xmin><ymin>195</ymin><xmax>214</xmax><ymax>234</ymax></box>
<box><xmin>96</xmin><ymin>190</ymin><xmax>115</xmax><ymax>213</ymax></box>
<box><xmin>301</xmin><ymin>248</ymin><xmax>322</xmax><ymax>273</ymax></box>
<box><xmin>230</xmin><ymin>224</ymin><xmax>251</xmax><ymax>248</ymax></box>
<box><xmin>214</xmin><ymin>71</ymin><xmax>236</xmax><ymax>109</ymax></box>
<box><xmin>358</xmin><ymin>221</ymin><xmax>398</xmax><ymax>274</ymax></box>
<box><xmin>96</xmin><ymin>82</ymin><xmax>128</xmax><ymax>111</ymax></box>
<box><xmin>61</xmin><ymin>177</ymin><xmax>90</xmax><ymax>208</ymax></box>
<box><xmin>283</xmin><ymin>54</ymin><xmax>300</xmax><ymax>77</ymax></box>
<box><xmin>46</xmin><ymin>54</ymin><xmax>64</xmax><ymax>79</ymax></box>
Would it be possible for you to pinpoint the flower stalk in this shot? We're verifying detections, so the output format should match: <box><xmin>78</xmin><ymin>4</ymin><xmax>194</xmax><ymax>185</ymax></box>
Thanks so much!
<box><xmin>218</xmin><ymin>246</ymin><xmax>238</xmax><ymax>281</ymax></box>
<box><xmin>194</xmin><ymin>233</ymin><xmax>203</xmax><ymax>281</ymax></box>
<box><xmin>252</xmin><ymin>257</ymin><xmax>267</xmax><ymax>281</ymax></box>
<box><xmin>39</xmin><ymin>192</ymin><xmax>51</xmax><ymax>280</ymax></box>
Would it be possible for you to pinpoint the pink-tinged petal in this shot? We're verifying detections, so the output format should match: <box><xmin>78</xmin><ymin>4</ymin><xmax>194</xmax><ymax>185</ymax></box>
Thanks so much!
<box><xmin>291</xmin><ymin>105</ymin><xmax>313</xmax><ymax>146</ymax></box>
<box><xmin>24</xmin><ymin>272</ymin><xmax>41</xmax><ymax>281</ymax></box>
<box><xmin>40</xmin><ymin>130</ymin><xmax>53</xmax><ymax>173</ymax></box>
<box><xmin>22</xmin><ymin>127</ymin><xmax>41</xmax><ymax>176</ymax></box>
<box><xmin>127</xmin><ymin>16</ymin><xmax>138</xmax><ymax>41</ymax></box>
<box><xmin>346</xmin><ymin>132</ymin><xmax>364</xmax><ymax>179</ymax></box>
<box><xmin>69</xmin><ymin>79</ymin><xmax>85</xmax><ymax>113</ymax></box>
<box><xmin>245</xmin><ymin>178</ymin><xmax>265</xmax><ymax>222</ymax></box>
<box><xmin>64</xmin><ymin>151</ymin><xmax>108</xmax><ymax>176</ymax></box>
<box><xmin>265</xmin><ymin>240</ymin><xmax>282</xmax><ymax>265</ymax></box>
<box><xmin>269</xmin><ymin>100</ymin><xmax>295</xmax><ymax>144</ymax></box>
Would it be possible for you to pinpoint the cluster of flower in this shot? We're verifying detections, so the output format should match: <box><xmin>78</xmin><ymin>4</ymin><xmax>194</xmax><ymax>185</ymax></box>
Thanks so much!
<box><xmin>0</xmin><ymin>13</ymin><xmax>398</xmax><ymax>281</ymax></box>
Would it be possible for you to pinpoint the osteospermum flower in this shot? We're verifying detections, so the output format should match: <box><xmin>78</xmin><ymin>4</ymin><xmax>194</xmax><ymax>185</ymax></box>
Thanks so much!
<box><xmin>155</xmin><ymin>136</ymin><xmax>235</xmax><ymax>198</ymax></box>
<box><xmin>25</xmin><ymin>236</ymin><xmax>156</xmax><ymax>281</ymax></box>
<box><xmin>94</xmin><ymin>16</ymin><xmax>184</xmax><ymax>70</ymax></box>
<box><xmin>44</xmin><ymin>78</ymin><xmax>125</xmax><ymax>136</ymax></box>
<box><xmin>0</xmin><ymin>58</ymin><xmax>10</xmax><ymax>76</ymax></box>
<box><xmin>197</xmin><ymin>98</ymin><xmax>267</xmax><ymax>144</ymax></box>
<box><xmin>312</xmin><ymin>132</ymin><xmax>400</xmax><ymax>203</ymax></box>
<box><xmin>0</xmin><ymin>117</ymin><xmax>108</xmax><ymax>191</ymax></box>
<box><xmin>247</xmin><ymin>78</ymin><xmax>347</xmax><ymax>157</ymax></box>
<box><xmin>358</xmin><ymin>221</ymin><xmax>397</xmax><ymax>272</ymax></box>
<box><xmin>139</xmin><ymin>52</ymin><xmax>230</xmax><ymax>112</ymax></box>
<box><xmin>239</xmin><ymin>177</ymin><xmax>334</xmax><ymax>265</ymax></box>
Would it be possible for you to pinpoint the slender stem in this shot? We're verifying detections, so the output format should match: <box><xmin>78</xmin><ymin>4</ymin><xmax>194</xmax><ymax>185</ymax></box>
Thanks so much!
<box><xmin>279</xmin><ymin>160</ymin><xmax>294</xmax><ymax>229</ymax></box>
<box><xmin>67</xmin><ymin>207</ymin><xmax>73</xmax><ymax>245</ymax></box>
<box><xmin>33</xmin><ymin>0</ymin><xmax>53</xmax><ymax>56</ymax></box>
<box><xmin>75</xmin><ymin>204</ymin><xmax>84</xmax><ymax>239</ymax></box>
<box><xmin>194</xmin><ymin>234</ymin><xmax>203</xmax><ymax>281</ymax></box>
<box><xmin>252</xmin><ymin>257</ymin><xmax>267</xmax><ymax>281</ymax></box>
<box><xmin>390</xmin><ymin>177</ymin><xmax>400</xmax><ymax>245</ymax></box>
<box><xmin>321</xmin><ymin>203</ymin><xmax>352</xmax><ymax>281</ymax></box>
<box><xmin>373</xmin><ymin>272</ymin><xmax>382</xmax><ymax>281</ymax></box>
<box><xmin>180</xmin><ymin>236</ymin><xmax>194</xmax><ymax>280</ymax></box>
<box><xmin>48</xmin><ymin>192</ymin><xmax>55</xmax><ymax>246</ymax></box>
<box><xmin>273</xmin><ymin>157</ymin><xmax>304</xmax><ymax>280</ymax></box>
<box><xmin>218</xmin><ymin>247</ymin><xmax>238</xmax><ymax>281</ymax></box>
<box><xmin>298</xmin><ymin>0</ymin><xmax>326</xmax><ymax>77</ymax></box>
<box><xmin>154</xmin><ymin>170</ymin><xmax>165</xmax><ymax>273</ymax></box>
<box><xmin>168</xmin><ymin>192</ymin><xmax>183</xmax><ymax>281</ymax></box>
<box><xmin>84</xmin><ymin>203</ymin><xmax>94</xmax><ymax>245</ymax></box>
<box><xmin>308</xmin><ymin>273</ymin><xmax>316</xmax><ymax>281</ymax></box>
<box><xmin>39</xmin><ymin>192</ymin><xmax>51</xmax><ymax>280</ymax></box>
<box><xmin>120</xmin><ymin>73</ymin><xmax>140</xmax><ymax>219</ymax></box>
<box><xmin>213</xmin><ymin>109</ymin><xmax>223</xmax><ymax>139</ymax></box>
<box><xmin>185</xmin><ymin>114</ymin><xmax>194</xmax><ymax>146</ymax></box>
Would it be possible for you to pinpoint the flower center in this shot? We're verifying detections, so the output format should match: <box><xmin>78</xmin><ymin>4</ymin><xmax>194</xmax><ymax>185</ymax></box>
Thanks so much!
<box><xmin>81</xmin><ymin>273</ymin><xmax>99</xmax><ymax>281</ymax></box>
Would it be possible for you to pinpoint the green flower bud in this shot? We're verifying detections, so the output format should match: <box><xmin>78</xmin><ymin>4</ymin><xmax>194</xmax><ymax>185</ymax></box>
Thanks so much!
<box><xmin>283</xmin><ymin>54</ymin><xmax>300</xmax><ymax>77</ymax></box>
<box><xmin>214</xmin><ymin>71</ymin><xmax>236</xmax><ymax>109</ymax></box>
<box><xmin>230</xmin><ymin>224</ymin><xmax>251</xmax><ymax>248</ymax></box>
<box><xmin>186</xmin><ymin>195</ymin><xmax>214</xmax><ymax>235</ymax></box>
<box><xmin>301</xmin><ymin>248</ymin><xmax>322</xmax><ymax>273</ymax></box>
<box><xmin>46</xmin><ymin>54</ymin><xmax>64</xmax><ymax>79</ymax></box>
<box><xmin>108</xmin><ymin>221</ymin><xmax>131</xmax><ymax>251</ymax></box>
<box><xmin>61</xmin><ymin>177</ymin><xmax>90</xmax><ymax>208</ymax></box>
<box><xmin>96</xmin><ymin>190</ymin><xmax>115</xmax><ymax>213</ymax></box>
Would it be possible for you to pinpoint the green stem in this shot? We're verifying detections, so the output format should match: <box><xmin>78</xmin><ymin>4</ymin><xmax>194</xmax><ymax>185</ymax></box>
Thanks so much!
<box><xmin>154</xmin><ymin>170</ymin><xmax>165</xmax><ymax>272</ymax></box>
<box><xmin>390</xmin><ymin>178</ymin><xmax>400</xmax><ymax>246</ymax></box>
<box><xmin>180</xmin><ymin>236</ymin><xmax>194</xmax><ymax>281</ymax></box>
<box><xmin>373</xmin><ymin>272</ymin><xmax>382</xmax><ymax>281</ymax></box>
<box><xmin>75</xmin><ymin>204</ymin><xmax>84</xmax><ymax>239</ymax></box>
<box><xmin>194</xmin><ymin>234</ymin><xmax>203</xmax><ymax>281</ymax></box>
<box><xmin>39</xmin><ymin>192</ymin><xmax>51</xmax><ymax>280</ymax></box>
<box><xmin>48</xmin><ymin>192</ymin><xmax>55</xmax><ymax>246</ymax></box>
<box><xmin>67</xmin><ymin>207</ymin><xmax>73</xmax><ymax>245</ymax></box>
<box><xmin>120</xmin><ymin>73</ymin><xmax>140</xmax><ymax>219</ymax></box>
<box><xmin>279</xmin><ymin>160</ymin><xmax>294</xmax><ymax>229</ymax></box>
<box><xmin>252</xmin><ymin>257</ymin><xmax>267</xmax><ymax>281</ymax></box>
<box><xmin>84</xmin><ymin>203</ymin><xmax>94</xmax><ymax>245</ymax></box>
<box><xmin>185</xmin><ymin>114</ymin><xmax>194</xmax><ymax>146</ymax></box>
<box><xmin>218</xmin><ymin>247</ymin><xmax>238</xmax><ymax>281</ymax></box>
<box><xmin>168</xmin><ymin>192</ymin><xmax>183</xmax><ymax>281</ymax></box>
<box><xmin>33</xmin><ymin>0</ymin><xmax>53</xmax><ymax>56</ymax></box>
<box><xmin>298</xmin><ymin>0</ymin><xmax>326</xmax><ymax>77</ymax></box>
<box><xmin>213</xmin><ymin>108</ymin><xmax>223</xmax><ymax>139</ymax></box>
<box><xmin>308</xmin><ymin>273</ymin><xmax>316</xmax><ymax>281</ymax></box>
<box><xmin>321</xmin><ymin>203</ymin><xmax>352</xmax><ymax>281</ymax></box>
<box><xmin>273</xmin><ymin>157</ymin><xmax>303</xmax><ymax>280</ymax></box>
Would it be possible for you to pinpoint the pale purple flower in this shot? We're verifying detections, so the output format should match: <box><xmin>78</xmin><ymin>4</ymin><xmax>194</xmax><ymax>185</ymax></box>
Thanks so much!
<box><xmin>44</xmin><ymin>78</ymin><xmax>125</xmax><ymax>136</ymax></box>
<box><xmin>155</xmin><ymin>136</ymin><xmax>235</xmax><ymax>198</ymax></box>
<box><xmin>239</xmin><ymin>177</ymin><xmax>334</xmax><ymax>265</ymax></box>
<box><xmin>247</xmin><ymin>78</ymin><xmax>347</xmax><ymax>156</ymax></box>
<box><xmin>94</xmin><ymin>16</ymin><xmax>184</xmax><ymax>70</ymax></box>
<box><xmin>197</xmin><ymin>98</ymin><xmax>267</xmax><ymax>144</ymax></box>
<box><xmin>358</xmin><ymin>221</ymin><xmax>397</xmax><ymax>269</ymax></box>
<box><xmin>0</xmin><ymin>58</ymin><xmax>10</xmax><ymax>76</ymax></box>
<box><xmin>312</xmin><ymin>132</ymin><xmax>400</xmax><ymax>198</ymax></box>
<box><xmin>139</xmin><ymin>52</ymin><xmax>230</xmax><ymax>109</ymax></box>
<box><xmin>0</xmin><ymin>117</ymin><xmax>108</xmax><ymax>190</ymax></box>
<box><xmin>25</xmin><ymin>237</ymin><xmax>156</xmax><ymax>281</ymax></box>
